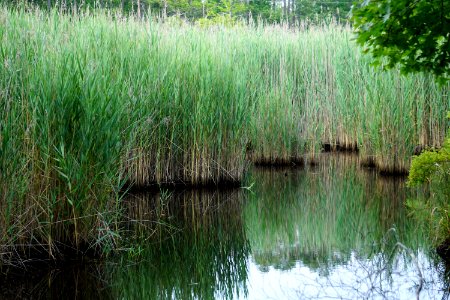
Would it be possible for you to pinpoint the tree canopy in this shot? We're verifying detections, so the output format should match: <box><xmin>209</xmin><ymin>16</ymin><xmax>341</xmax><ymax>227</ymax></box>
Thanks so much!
<box><xmin>9</xmin><ymin>0</ymin><xmax>353</xmax><ymax>24</ymax></box>
<box><xmin>351</xmin><ymin>0</ymin><xmax>450</xmax><ymax>82</ymax></box>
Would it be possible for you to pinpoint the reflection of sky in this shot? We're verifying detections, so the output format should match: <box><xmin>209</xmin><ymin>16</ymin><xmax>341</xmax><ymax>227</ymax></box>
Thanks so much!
<box><xmin>233</xmin><ymin>251</ymin><xmax>445</xmax><ymax>300</ymax></box>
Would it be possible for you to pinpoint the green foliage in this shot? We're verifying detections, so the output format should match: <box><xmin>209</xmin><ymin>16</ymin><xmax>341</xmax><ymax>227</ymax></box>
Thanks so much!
<box><xmin>408</xmin><ymin>142</ymin><xmax>450</xmax><ymax>187</ymax></box>
<box><xmin>295</xmin><ymin>0</ymin><xmax>352</xmax><ymax>21</ymax></box>
<box><xmin>352</xmin><ymin>0</ymin><xmax>450</xmax><ymax>82</ymax></box>
<box><xmin>407</xmin><ymin>115</ymin><xmax>450</xmax><ymax>247</ymax></box>
<box><xmin>408</xmin><ymin>113</ymin><xmax>450</xmax><ymax>187</ymax></box>
<box><xmin>3</xmin><ymin>0</ymin><xmax>353</xmax><ymax>24</ymax></box>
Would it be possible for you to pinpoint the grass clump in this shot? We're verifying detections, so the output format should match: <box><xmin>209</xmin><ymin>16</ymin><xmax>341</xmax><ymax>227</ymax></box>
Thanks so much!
<box><xmin>0</xmin><ymin>6</ymin><xmax>252</xmax><ymax>262</ymax></box>
<box><xmin>123</xmin><ymin>24</ymin><xmax>251</xmax><ymax>186</ymax></box>
<box><xmin>0</xmin><ymin>8</ymin><xmax>136</xmax><ymax>261</ymax></box>
<box><xmin>242</xmin><ymin>23</ymin><xmax>449</xmax><ymax>171</ymax></box>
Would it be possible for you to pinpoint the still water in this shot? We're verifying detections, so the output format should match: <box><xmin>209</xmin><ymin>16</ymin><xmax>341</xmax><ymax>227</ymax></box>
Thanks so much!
<box><xmin>1</xmin><ymin>154</ymin><xmax>448</xmax><ymax>299</ymax></box>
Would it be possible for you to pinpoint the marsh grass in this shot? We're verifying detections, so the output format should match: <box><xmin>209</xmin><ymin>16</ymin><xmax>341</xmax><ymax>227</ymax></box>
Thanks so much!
<box><xmin>0</xmin><ymin>7</ymin><xmax>252</xmax><ymax>261</ymax></box>
<box><xmin>241</xmin><ymin>24</ymin><xmax>448</xmax><ymax>171</ymax></box>
<box><xmin>0</xmin><ymin>5</ymin><xmax>448</xmax><ymax>262</ymax></box>
<box><xmin>0</xmin><ymin>8</ymin><xmax>136</xmax><ymax>261</ymax></box>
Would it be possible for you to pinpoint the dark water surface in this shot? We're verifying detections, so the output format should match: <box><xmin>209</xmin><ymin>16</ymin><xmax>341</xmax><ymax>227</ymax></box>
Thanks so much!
<box><xmin>1</xmin><ymin>154</ymin><xmax>448</xmax><ymax>299</ymax></box>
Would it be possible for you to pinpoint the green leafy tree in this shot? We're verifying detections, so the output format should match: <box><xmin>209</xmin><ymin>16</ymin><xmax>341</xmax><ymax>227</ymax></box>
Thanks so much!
<box><xmin>248</xmin><ymin>0</ymin><xmax>272</xmax><ymax>18</ymax></box>
<box><xmin>295</xmin><ymin>0</ymin><xmax>352</xmax><ymax>22</ymax></box>
<box><xmin>9</xmin><ymin>0</ymin><xmax>354</xmax><ymax>23</ymax></box>
<box><xmin>351</xmin><ymin>0</ymin><xmax>450</xmax><ymax>82</ymax></box>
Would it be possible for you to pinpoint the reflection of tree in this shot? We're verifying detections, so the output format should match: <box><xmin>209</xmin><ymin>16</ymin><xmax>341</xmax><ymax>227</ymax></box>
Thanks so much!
<box><xmin>295</xmin><ymin>245</ymin><xmax>446</xmax><ymax>299</ymax></box>
<box><xmin>245</xmin><ymin>154</ymin><xmax>430</xmax><ymax>274</ymax></box>
<box><xmin>253</xmin><ymin>247</ymin><xmax>349</xmax><ymax>275</ymax></box>
<box><xmin>113</xmin><ymin>189</ymin><xmax>250</xmax><ymax>300</ymax></box>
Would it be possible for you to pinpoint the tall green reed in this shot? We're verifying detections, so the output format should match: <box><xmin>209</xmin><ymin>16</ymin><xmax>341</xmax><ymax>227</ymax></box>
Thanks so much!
<box><xmin>0</xmin><ymin>6</ymin><xmax>253</xmax><ymax>260</ymax></box>
<box><xmin>0</xmin><ymin>5</ymin><xmax>448</xmax><ymax>262</ymax></box>
<box><xmin>0</xmin><ymin>8</ymin><xmax>138</xmax><ymax>259</ymax></box>
<box><xmin>243</xmin><ymin>24</ymin><xmax>449</xmax><ymax>171</ymax></box>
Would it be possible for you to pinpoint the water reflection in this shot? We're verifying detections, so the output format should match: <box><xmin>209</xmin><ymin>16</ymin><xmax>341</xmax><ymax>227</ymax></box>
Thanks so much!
<box><xmin>243</xmin><ymin>154</ymin><xmax>446</xmax><ymax>299</ymax></box>
<box><xmin>0</xmin><ymin>263</ymin><xmax>110</xmax><ymax>300</ymax></box>
<box><xmin>1</xmin><ymin>154</ymin><xmax>448</xmax><ymax>299</ymax></box>
<box><xmin>246</xmin><ymin>154</ymin><xmax>418</xmax><ymax>272</ymax></box>
<box><xmin>112</xmin><ymin>189</ymin><xmax>250</xmax><ymax>300</ymax></box>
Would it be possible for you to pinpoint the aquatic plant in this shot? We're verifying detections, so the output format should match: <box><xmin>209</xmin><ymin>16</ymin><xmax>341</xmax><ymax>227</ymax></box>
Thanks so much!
<box><xmin>0</xmin><ymin>5</ymin><xmax>448</xmax><ymax>263</ymax></box>
<box><xmin>244</xmin><ymin>24</ymin><xmax>449</xmax><ymax>172</ymax></box>
<box><xmin>0</xmin><ymin>7</ymin><xmax>250</xmax><ymax>261</ymax></box>
<box><xmin>0</xmin><ymin>7</ymin><xmax>137</xmax><ymax>261</ymax></box>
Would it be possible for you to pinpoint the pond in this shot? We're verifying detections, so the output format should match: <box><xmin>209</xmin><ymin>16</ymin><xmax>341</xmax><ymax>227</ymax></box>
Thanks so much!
<box><xmin>1</xmin><ymin>154</ymin><xmax>448</xmax><ymax>299</ymax></box>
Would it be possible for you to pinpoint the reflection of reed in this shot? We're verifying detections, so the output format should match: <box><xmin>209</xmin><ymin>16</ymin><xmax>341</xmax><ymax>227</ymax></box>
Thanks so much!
<box><xmin>245</xmin><ymin>153</ymin><xmax>427</xmax><ymax>272</ymax></box>
<box><xmin>0</xmin><ymin>263</ymin><xmax>111</xmax><ymax>300</ymax></box>
<box><xmin>116</xmin><ymin>189</ymin><xmax>250</xmax><ymax>300</ymax></box>
<box><xmin>123</xmin><ymin>188</ymin><xmax>245</xmax><ymax>236</ymax></box>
